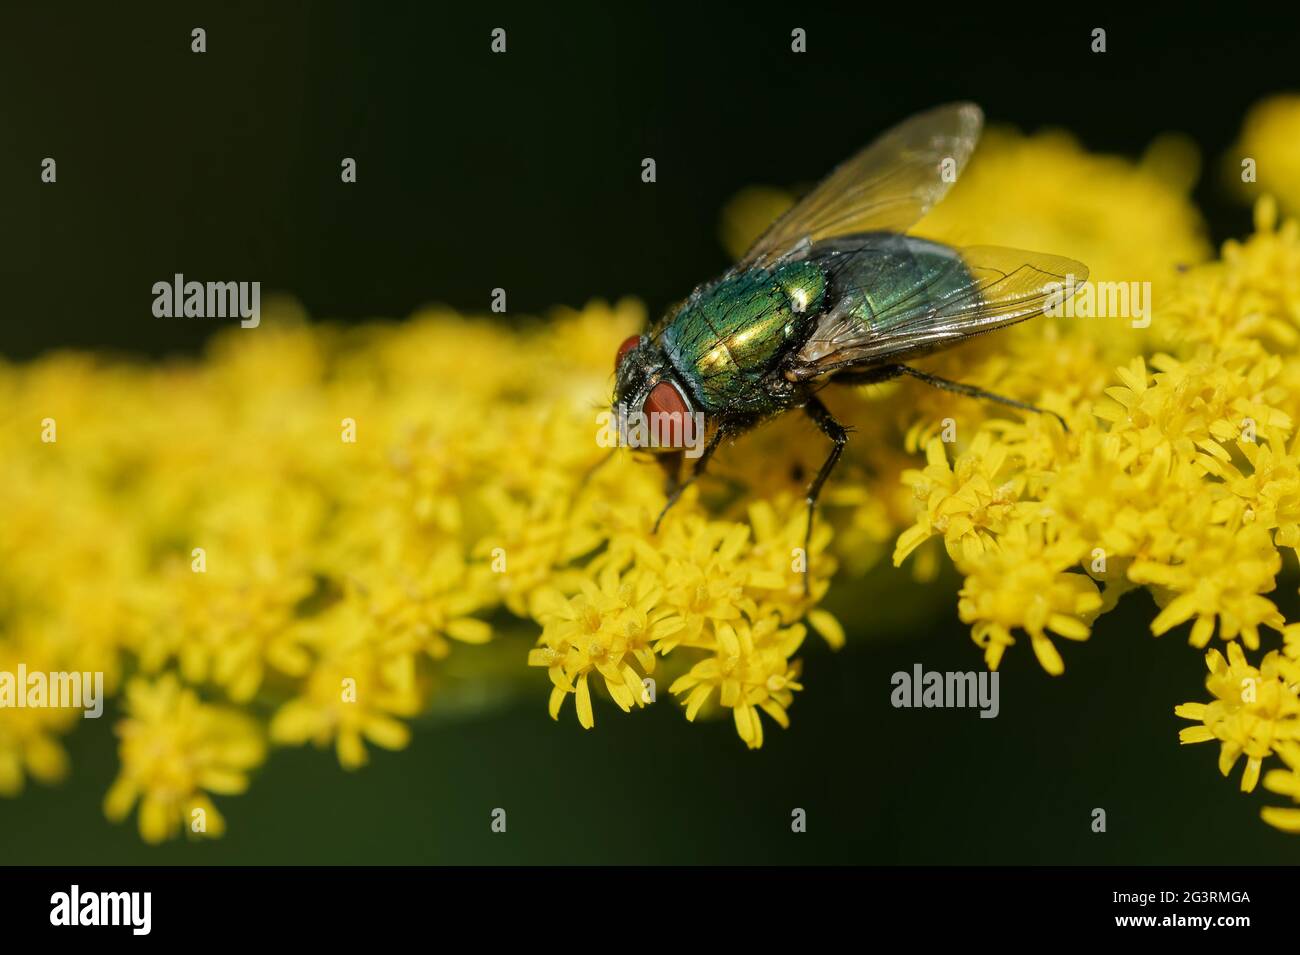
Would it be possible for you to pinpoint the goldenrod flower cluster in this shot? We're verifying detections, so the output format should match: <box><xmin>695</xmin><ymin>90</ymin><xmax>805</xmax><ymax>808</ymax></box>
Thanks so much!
<box><xmin>5</xmin><ymin>102</ymin><xmax>1300</xmax><ymax>842</ymax></box>
<box><xmin>0</xmin><ymin>291</ymin><xmax>840</xmax><ymax>842</ymax></box>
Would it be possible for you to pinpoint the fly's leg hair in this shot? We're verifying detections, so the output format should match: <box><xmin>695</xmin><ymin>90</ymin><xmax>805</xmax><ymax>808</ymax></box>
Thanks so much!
<box><xmin>837</xmin><ymin>363</ymin><xmax>1068</xmax><ymax>431</ymax></box>
<box><xmin>652</xmin><ymin>425</ymin><xmax>726</xmax><ymax>533</ymax></box>
<box><xmin>829</xmin><ymin>364</ymin><xmax>902</xmax><ymax>387</ymax></box>
<box><xmin>801</xmin><ymin>394</ymin><xmax>849</xmax><ymax>596</ymax></box>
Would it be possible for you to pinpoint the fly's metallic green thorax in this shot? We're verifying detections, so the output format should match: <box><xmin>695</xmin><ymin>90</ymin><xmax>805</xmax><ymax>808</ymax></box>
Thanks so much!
<box><xmin>660</xmin><ymin>260</ymin><xmax>827</xmax><ymax>413</ymax></box>
<box><xmin>655</xmin><ymin>236</ymin><xmax>987</xmax><ymax>414</ymax></box>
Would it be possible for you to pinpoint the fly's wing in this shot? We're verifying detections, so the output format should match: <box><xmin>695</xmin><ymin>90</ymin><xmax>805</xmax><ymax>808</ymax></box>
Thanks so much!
<box><xmin>788</xmin><ymin>236</ymin><xmax>1088</xmax><ymax>379</ymax></box>
<box><xmin>737</xmin><ymin>103</ymin><xmax>983</xmax><ymax>270</ymax></box>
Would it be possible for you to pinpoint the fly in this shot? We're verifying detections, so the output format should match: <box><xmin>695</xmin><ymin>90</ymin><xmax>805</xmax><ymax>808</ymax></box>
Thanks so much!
<box><xmin>612</xmin><ymin>102</ymin><xmax>1087</xmax><ymax>590</ymax></box>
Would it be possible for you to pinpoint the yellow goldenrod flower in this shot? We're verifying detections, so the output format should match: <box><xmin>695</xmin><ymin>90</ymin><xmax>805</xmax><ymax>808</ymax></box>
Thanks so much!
<box><xmin>956</xmin><ymin>522</ymin><xmax>1100</xmax><ymax>674</ymax></box>
<box><xmin>895</xmin><ymin>433</ymin><xmax>1035</xmax><ymax>568</ymax></box>
<box><xmin>1175</xmin><ymin>643</ymin><xmax>1300</xmax><ymax>793</ymax></box>
<box><xmin>104</xmin><ymin>675</ymin><xmax>265</xmax><ymax>843</ymax></box>
<box><xmin>362</xmin><ymin>544</ymin><xmax>496</xmax><ymax>662</ymax></box>
<box><xmin>269</xmin><ymin>599</ymin><xmax>423</xmax><ymax>770</ymax></box>
<box><xmin>1137</xmin><ymin>520</ymin><xmax>1284</xmax><ymax>651</ymax></box>
<box><xmin>528</xmin><ymin>566</ymin><xmax>682</xmax><ymax>728</ymax></box>
<box><xmin>668</xmin><ymin>617</ymin><xmax>806</xmax><ymax>750</ymax></box>
<box><xmin>0</xmin><ymin>641</ymin><xmax>76</xmax><ymax>796</ymax></box>
<box><xmin>149</xmin><ymin>551</ymin><xmax>316</xmax><ymax>703</ymax></box>
<box><xmin>1260</xmin><ymin>740</ymin><xmax>1300</xmax><ymax>832</ymax></box>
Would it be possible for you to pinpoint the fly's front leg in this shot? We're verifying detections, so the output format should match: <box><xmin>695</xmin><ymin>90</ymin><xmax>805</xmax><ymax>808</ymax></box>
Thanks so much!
<box><xmin>655</xmin><ymin>450</ymin><xmax>684</xmax><ymax>498</ymax></box>
<box><xmin>801</xmin><ymin>394</ymin><xmax>848</xmax><ymax>596</ymax></box>
<box><xmin>652</xmin><ymin>425</ymin><xmax>725</xmax><ymax>533</ymax></box>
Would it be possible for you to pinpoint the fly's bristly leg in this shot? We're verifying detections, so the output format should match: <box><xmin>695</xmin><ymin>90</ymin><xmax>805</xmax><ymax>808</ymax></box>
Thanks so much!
<box><xmin>830</xmin><ymin>364</ymin><xmax>905</xmax><ymax>387</ymax></box>
<box><xmin>652</xmin><ymin>426</ymin><xmax>725</xmax><ymax>533</ymax></box>
<box><xmin>801</xmin><ymin>394</ymin><xmax>849</xmax><ymax>596</ymax></box>
<box><xmin>892</xmin><ymin>364</ymin><xmax>1069</xmax><ymax>432</ymax></box>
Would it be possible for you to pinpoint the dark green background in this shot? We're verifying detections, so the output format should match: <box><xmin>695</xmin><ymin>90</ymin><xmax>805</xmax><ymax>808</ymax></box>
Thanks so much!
<box><xmin>2</xmin><ymin>2</ymin><xmax>1299</xmax><ymax>863</ymax></box>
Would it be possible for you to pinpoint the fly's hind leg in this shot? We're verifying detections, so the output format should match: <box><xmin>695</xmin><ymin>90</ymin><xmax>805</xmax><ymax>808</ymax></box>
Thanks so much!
<box><xmin>800</xmin><ymin>394</ymin><xmax>849</xmax><ymax>596</ymax></box>
<box><xmin>836</xmin><ymin>363</ymin><xmax>1068</xmax><ymax>431</ymax></box>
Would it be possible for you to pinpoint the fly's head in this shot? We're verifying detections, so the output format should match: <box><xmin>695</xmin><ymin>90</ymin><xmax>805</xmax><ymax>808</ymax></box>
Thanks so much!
<box><xmin>612</xmin><ymin>334</ymin><xmax>704</xmax><ymax>453</ymax></box>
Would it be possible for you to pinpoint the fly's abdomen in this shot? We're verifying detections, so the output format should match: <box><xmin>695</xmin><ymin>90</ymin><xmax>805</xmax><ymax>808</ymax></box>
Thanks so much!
<box><xmin>823</xmin><ymin>234</ymin><xmax>970</xmax><ymax>330</ymax></box>
<box><xmin>792</xmin><ymin>233</ymin><xmax>975</xmax><ymax>368</ymax></box>
<box><xmin>662</xmin><ymin>260</ymin><xmax>827</xmax><ymax>411</ymax></box>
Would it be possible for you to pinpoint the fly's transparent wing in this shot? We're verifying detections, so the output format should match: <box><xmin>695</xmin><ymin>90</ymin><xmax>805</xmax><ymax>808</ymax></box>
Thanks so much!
<box><xmin>788</xmin><ymin>236</ymin><xmax>1089</xmax><ymax>378</ymax></box>
<box><xmin>737</xmin><ymin>103</ymin><xmax>983</xmax><ymax>270</ymax></box>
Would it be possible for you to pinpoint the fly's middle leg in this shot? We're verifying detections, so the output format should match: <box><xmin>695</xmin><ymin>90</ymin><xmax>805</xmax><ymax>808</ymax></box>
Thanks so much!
<box><xmin>801</xmin><ymin>394</ymin><xmax>848</xmax><ymax>596</ymax></box>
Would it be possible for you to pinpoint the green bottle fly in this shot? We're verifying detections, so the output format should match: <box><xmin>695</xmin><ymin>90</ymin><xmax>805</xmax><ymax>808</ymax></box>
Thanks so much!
<box><xmin>612</xmin><ymin>102</ymin><xmax>1087</xmax><ymax>590</ymax></box>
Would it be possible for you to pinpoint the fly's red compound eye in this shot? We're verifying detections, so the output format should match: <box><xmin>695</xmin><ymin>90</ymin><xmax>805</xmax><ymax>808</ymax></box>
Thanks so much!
<box><xmin>643</xmin><ymin>380</ymin><xmax>687</xmax><ymax>418</ymax></box>
<box><xmin>615</xmin><ymin>335</ymin><xmax>641</xmax><ymax>370</ymax></box>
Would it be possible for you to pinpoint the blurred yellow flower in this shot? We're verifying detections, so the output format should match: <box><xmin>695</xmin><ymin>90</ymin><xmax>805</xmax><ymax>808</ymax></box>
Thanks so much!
<box><xmin>269</xmin><ymin>598</ymin><xmax>423</xmax><ymax>770</ymax></box>
<box><xmin>0</xmin><ymin>641</ymin><xmax>76</xmax><ymax>796</ymax></box>
<box><xmin>104</xmin><ymin>675</ymin><xmax>265</xmax><ymax>843</ymax></box>
<box><xmin>1260</xmin><ymin>740</ymin><xmax>1300</xmax><ymax>832</ymax></box>
<box><xmin>1226</xmin><ymin>93</ymin><xmax>1300</xmax><ymax>217</ymax></box>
